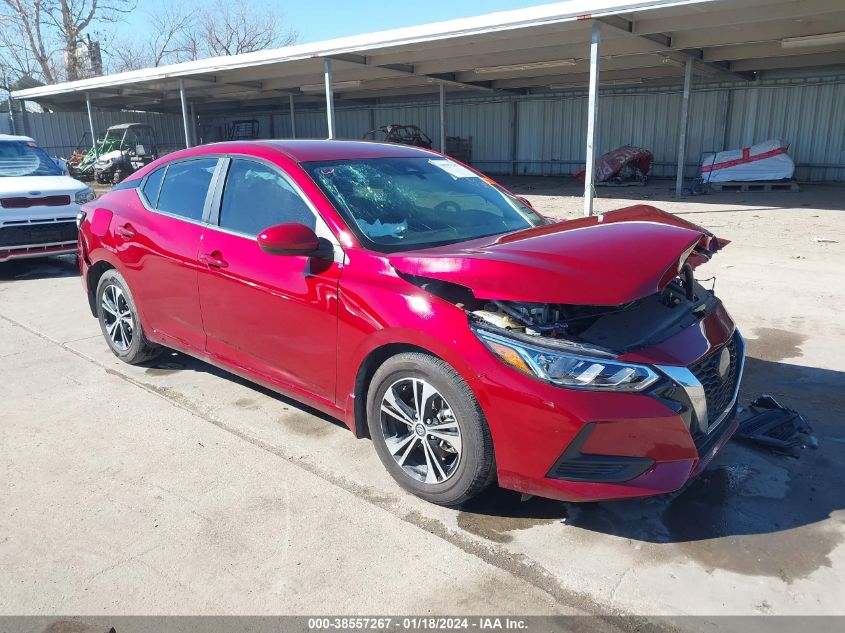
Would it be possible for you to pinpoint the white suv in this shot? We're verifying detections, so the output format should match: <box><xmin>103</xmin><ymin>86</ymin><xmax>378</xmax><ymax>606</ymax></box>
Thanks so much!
<box><xmin>0</xmin><ymin>134</ymin><xmax>95</xmax><ymax>262</ymax></box>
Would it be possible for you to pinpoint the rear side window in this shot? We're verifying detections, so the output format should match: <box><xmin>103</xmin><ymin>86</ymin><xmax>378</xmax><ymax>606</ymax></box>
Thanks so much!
<box><xmin>218</xmin><ymin>159</ymin><xmax>315</xmax><ymax>236</ymax></box>
<box><xmin>141</xmin><ymin>167</ymin><xmax>165</xmax><ymax>206</ymax></box>
<box><xmin>156</xmin><ymin>158</ymin><xmax>218</xmax><ymax>221</ymax></box>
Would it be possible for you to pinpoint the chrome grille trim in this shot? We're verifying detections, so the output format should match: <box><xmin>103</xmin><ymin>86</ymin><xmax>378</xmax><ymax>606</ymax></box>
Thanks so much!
<box><xmin>656</xmin><ymin>330</ymin><xmax>745</xmax><ymax>435</ymax></box>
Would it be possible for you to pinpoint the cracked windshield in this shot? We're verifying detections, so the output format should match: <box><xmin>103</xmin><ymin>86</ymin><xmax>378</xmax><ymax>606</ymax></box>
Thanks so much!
<box><xmin>304</xmin><ymin>156</ymin><xmax>544</xmax><ymax>251</ymax></box>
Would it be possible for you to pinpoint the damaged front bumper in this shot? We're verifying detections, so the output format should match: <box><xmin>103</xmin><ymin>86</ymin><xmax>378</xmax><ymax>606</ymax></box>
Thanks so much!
<box><xmin>545</xmin><ymin>333</ymin><xmax>745</xmax><ymax>487</ymax></box>
<box><xmin>477</xmin><ymin>324</ymin><xmax>746</xmax><ymax>502</ymax></box>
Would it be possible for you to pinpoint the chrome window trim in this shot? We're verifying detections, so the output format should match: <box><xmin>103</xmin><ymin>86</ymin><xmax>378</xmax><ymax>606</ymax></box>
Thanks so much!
<box><xmin>138</xmin><ymin>165</ymin><xmax>167</xmax><ymax>209</ymax></box>
<box><xmin>203</xmin><ymin>154</ymin><xmax>344</xmax><ymax>263</ymax></box>
<box><xmin>137</xmin><ymin>156</ymin><xmax>224</xmax><ymax>226</ymax></box>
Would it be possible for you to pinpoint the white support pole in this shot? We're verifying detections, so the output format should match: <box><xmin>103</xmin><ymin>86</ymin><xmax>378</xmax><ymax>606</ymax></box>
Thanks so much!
<box><xmin>85</xmin><ymin>92</ymin><xmax>98</xmax><ymax>159</ymax></box>
<box><xmin>324</xmin><ymin>60</ymin><xmax>336</xmax><ymax>139</ymax></box>
<box><xmin>178</xmin><ymin>79</ymin><xmax>191</xmax><ymax>148</ymax></box>
<box><xmin>675</xmin><ymin>58</ymin><xmax>694</xmax><ymax>197</ymax></box>
<box><xmin>4</xmin><ymin>71</ymin><xmax>16</xmax><ymax>135</ymax></box>
<box><xmin>18</xmin><ymin>99</ymin><xmax>27</xmax><ymax>135</ymax></box>
<box><xmin>439</xmin><ymin>83</ymin><xmax>446</xmax><ymax>153</ymax></box>
<box><xmin>583</xmin><ymin>21</ymin><xmax>601</xmax><ymax>217</ymax></box>
<box><xmin>289</xmin><ymin>94</ymin><xmax>297</xmax><ymax>139</ymax></box>
<box><xmin>190</xmin><ymin>102</ymin><xmax>198</xmax><ymax>146</ymax></box>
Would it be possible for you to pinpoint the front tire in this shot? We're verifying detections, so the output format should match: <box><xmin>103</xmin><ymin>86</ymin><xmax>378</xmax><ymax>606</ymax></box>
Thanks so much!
<box><xmin>96</xmin><ymin>269</ymin><xmax>161</xmax><ymax>364</ymax></box>
<box><xmin>367</xmin><ymin>352</ymin><xmax>496</xmax><ymax>506</ymax></box>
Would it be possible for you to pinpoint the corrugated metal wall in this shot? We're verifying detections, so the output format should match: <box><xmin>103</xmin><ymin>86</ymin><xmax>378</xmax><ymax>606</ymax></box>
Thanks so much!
<box><xmin>513</xmin><ymin>88</ymin><xmax>729</xmax><ymax>177</ymax></box>
<box><xmin>1</xmin><ymin>109</ymin><xmax>184</xmax><ymax>158</ymax></box>
<box><xmin>8</xmin><ymin>71</ymin><xmax>845</xmax><ymax>181</ymax></box>
<box><xmin>724</xmin><ymin>79</ymin><xmax>845</xmax><ymax>181</ymax></box>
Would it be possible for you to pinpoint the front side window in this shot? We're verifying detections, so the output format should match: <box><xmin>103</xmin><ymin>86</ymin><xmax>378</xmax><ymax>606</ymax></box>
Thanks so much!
<box><xmin>219</xmin><ymin>159</ymin><xmax>315</xmax><ymax>236</ymax></box>
<box><xmin>0</xmin><ymin>140</ymin><xmax>62</xmax><ymax>177</ymax></box>
<box><xmin>302</xmin><ymin>157</ymin><xmax>543</xmax><ymax>252</ymax></box>
<box><xmin>156</xmin><ymin>158</ymin><xmax>218</xmax><ymax>221</ymax></box>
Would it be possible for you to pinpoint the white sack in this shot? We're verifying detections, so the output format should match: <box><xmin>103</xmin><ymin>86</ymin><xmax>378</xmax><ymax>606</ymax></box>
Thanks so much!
<box><xmin>701</xmin><ymin>139</ymin><xmax>795</xmax><ymax>182</ymax></box>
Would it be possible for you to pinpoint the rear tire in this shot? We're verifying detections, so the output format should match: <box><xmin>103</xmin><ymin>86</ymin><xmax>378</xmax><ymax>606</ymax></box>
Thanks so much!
<box><xmin>367</xmin><ymin>352</ymin><xmax>496</xmax><ymax>506</ymax></box>
<box><xmin>96</xmin><ymin>269</ymin><xmax>161</xmax><ymax>364</ymax></box>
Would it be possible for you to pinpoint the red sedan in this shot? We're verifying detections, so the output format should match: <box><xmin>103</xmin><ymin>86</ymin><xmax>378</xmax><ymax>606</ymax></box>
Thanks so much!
<box><xmin>77</xmin><ymin>140</ymin><xmax>744</xmax><ymax>506</ymax></box>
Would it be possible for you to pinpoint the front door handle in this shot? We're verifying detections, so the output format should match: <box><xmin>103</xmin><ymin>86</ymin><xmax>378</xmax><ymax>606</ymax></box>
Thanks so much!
<box><xmin>115</xmin><ymin>223</ymin><xmax>136</xmax><ymax>239</ymax></box>
<box><xmin>199</xmin><ymin>251</ymin><xmax>229</xmax><ymax>269</ymax></box>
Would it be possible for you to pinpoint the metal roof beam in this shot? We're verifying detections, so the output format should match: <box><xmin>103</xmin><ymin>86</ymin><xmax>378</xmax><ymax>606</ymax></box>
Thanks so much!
<box><xmin>184</xmin><ymin>75</ymin><xmax>265</xmax><ymax>90</ymax></box>
<box><xmin>596</xmin><ymin>15</ymin><xmax>747</xmax><ymax>80</ymax></box>
<box><xmin>703</xmin><ymin>40</ymin><xmax>844</xmax><ymax>62</ymax></box>
<box><xmin>598</xmin><ymin>14</ymin><xmax>670</xmax><ymax>47</ymax></box>
<box><xmin>364</xmin><ymin>20</ymin><xmax>587</xmax><ymax>67</ymax></box>
<box><xmin>731</xmin><ymin>51</ymin><xmax>845</xmax><ymax>71</ymax></box>
<box><xmin>414</xmin><ymin>37</ymin><xmax>662</xmax><ymax>75</ymax></box>
<box><xmin>632</xmin><ymin>0</ymin><xmax>845</xmax><ymax>35</ymax></box>
<box><xmin>671</xmin><ymin>11</ymin><xmax>845</xmax><ymax>49</ymax></box>
<box><xmin>325</xmin><ymin>53</ymin><xmax>509</xmax><ymax>94</ymax></box>
<box><xmin>454</xmin><ymin>53</ymin><xmax>685</xmax><ymax>82</ymax></box>
<box><xmin>492</xmin><ymin>65</ymin><xmax>685</xmax><ymax>89</ymax></box>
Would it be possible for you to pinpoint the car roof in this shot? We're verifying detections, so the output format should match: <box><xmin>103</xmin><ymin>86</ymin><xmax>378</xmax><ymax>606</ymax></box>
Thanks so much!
<box><xmin>138</xmin><ymin>140</ymin><xmax>442</xmax><ymax>177</ymax></box>
<box><xmin>256</xmin><ymin>139</ymin><xmax>437</xmax><ymax>162</ymax></box>
<box><xmin>107</xmin><ymin>123</ymin><xmax>152</xmax><ymax>130</ymax></box>
<box><xmin>0</xmin><ymin>134</ymin><xmax>37</xmax><ymax>143</ymax></box>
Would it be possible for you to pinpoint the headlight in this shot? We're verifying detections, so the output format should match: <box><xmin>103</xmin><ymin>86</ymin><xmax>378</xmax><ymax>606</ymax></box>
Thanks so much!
<box><xmin>474</xmin><ymin>328</ymin><xmax>659</xmax><ymax>392</ymax></box>
<box><xmin>75</xmin><ymin>187</ymin><xmax>96</xmax><ymax>204</ymax></box>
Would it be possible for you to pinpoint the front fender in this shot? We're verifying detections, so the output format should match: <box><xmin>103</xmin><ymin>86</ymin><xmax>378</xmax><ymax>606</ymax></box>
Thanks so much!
<box><xmin>336</xmin><ymin>250</ymin><xmax>497</xmax><ymax>430</ymax></box>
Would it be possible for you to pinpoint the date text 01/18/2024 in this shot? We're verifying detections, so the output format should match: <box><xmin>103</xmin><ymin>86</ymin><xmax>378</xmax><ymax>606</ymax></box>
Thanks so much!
<box><xmin>307</xmin><ymin>617</ymin><xmax>529</xmax><ymax>630</ymax></box>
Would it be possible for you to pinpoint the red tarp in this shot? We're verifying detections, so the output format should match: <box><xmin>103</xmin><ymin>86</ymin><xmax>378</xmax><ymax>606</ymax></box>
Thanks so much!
<box><xmin>575</xmin><ymin>145</ymin><xmax>653</xmax><ymax>183</ymax></box>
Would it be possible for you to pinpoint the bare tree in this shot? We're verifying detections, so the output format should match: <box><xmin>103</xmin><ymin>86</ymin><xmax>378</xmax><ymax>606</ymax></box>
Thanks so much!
<box><xmin>192</xmin><ymin>0</ymin><xmax>297</xmax><ymax>58</ymax></box>
<box><xmin>106</xmin><ymin>0</ymin><xmax>297</xmax><ymax>73</ymax></box>
<box><xmin>0</xmin><ymin>0</ymin><xmax>136</xmax><ymax>84</ymax></box>
<box><xmin>0</xmin><ymin>1</ymin><xmax>60</xmax><ymax>83</ymax></box>
<box><xmin>108</xmin><ymin>3</ymin><xmax>195</xmax><ymax>72</ymax></box>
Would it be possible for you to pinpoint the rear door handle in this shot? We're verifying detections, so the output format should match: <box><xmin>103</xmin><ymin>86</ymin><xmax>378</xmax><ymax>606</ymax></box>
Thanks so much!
<box><xmin>199</xmin><ymin>251</ymin><xmax>229</xmax><ymax>269</ymax></box>
<box><xmin>115</xmin><ymin>223</ymin><xmax>136</xmax><ymax>239</ymax></box>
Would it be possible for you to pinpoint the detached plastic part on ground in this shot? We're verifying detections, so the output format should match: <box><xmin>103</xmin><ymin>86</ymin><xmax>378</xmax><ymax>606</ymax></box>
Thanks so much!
<box><xmin>734</xmin><ymin>394</ymin><xmax>818</xmax><ymax>456</ymax></box>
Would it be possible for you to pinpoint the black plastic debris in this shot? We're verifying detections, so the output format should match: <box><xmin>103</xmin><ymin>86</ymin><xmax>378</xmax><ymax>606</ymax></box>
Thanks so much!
<box><xmin>734</xmin><ymin>394</ymin><xmax>818</xmax><ymax>456</ymax></box>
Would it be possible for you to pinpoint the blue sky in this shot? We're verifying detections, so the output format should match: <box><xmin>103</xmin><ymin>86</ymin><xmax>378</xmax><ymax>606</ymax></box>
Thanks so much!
<box><xmin>284</xmin><ymin>1</ymin><xmax>538</xmax><ymax>42</ymax></box>
<box><xmin>113</xmin><ymin>0</ymin><xmax>539</xmax><ymax>45</ymax></box>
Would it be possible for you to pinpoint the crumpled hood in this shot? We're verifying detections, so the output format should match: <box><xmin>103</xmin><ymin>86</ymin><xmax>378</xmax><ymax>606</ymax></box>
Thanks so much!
<box><xmin>388</xmin><ymin>205</ymin><xmax>722</xmax><ymax>306</ymax></box>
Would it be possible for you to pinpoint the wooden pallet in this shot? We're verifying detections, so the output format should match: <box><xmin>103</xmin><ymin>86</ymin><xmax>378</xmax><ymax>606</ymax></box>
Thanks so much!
<box><xmin>709</xmin><ymin>180</ymin><xmax>800</xmax><ymax>192</ymax></box>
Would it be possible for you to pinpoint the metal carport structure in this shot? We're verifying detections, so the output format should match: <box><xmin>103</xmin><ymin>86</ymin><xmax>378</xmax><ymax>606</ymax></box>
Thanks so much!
<box><xmin>10</xmin><ymin>0</ymin><xmax>845</xmax><ymax>214</ymax></box>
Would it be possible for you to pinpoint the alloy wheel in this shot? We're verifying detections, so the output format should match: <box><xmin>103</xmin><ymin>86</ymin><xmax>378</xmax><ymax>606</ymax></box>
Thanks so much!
<box><xmin>101</xmin><ymin>284</ymin><xmax>134</xmax><ymax>351</ymax></box>
<box><xmin>379</xmin><ymin>377</ymin><xmax>462</xmax><ymax>484</ymax></box>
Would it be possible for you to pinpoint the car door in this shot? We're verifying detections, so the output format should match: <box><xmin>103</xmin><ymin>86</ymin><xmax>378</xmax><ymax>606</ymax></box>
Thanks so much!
<box><xmin>197</xmin><ymin>157</ymin><xmax>342</xmax><ymax>403</ymax></box>
<box><xmin>115</xmin><ymin>157</ymin><xmax>221</xmax><ymax>350</ymax></box>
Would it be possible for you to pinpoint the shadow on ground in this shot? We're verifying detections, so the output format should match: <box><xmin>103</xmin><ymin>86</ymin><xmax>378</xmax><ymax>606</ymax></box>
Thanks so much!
<box><xmin>144</xmin><ymin>341</ymin><xmax>845</xmax><ymax>582</ymax></box>
<box><xmin>457</xmin><ymin>356</ymin><xmax>845</xmax><ymax>581</ymax></box>
<box><xmin>141</xmin><ymin>349</ymin><xmax>347</xmax><ymax>432</ymax></box>
<box><xmin>497</xmin><ymin>176</ymin><xmax>845</xmax><ymax>212</ymax></box>
<box><xmin>0</xmin><ymin>254</ymin><xmax>78</xmax><ymax>283</ymax></box>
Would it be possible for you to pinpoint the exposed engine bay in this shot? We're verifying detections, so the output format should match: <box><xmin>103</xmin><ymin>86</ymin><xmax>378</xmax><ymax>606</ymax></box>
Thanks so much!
<box><xmin>403</xmin><ymin>271</ymin><xmax>720</xmax><ymax>356</ymax></box>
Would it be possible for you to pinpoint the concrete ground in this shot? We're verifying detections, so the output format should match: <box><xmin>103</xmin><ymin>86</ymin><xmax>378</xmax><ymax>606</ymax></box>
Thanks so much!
<box><xmin>1</xmin><ymin>179</ymin><xmax>843</xmax><ymax>621</ymax></box>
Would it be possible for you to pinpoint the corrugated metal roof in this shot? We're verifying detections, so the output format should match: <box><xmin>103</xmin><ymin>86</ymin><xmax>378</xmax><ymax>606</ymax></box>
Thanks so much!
<box><xmin>13</xmin><ymin>0</ymin><xmax>702</xmax><ymax>103</ymax></box>
<box><xmin>12</xmin><ymin>0</ymin><xmax>845</xmax><ymax>113</ymax></box>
